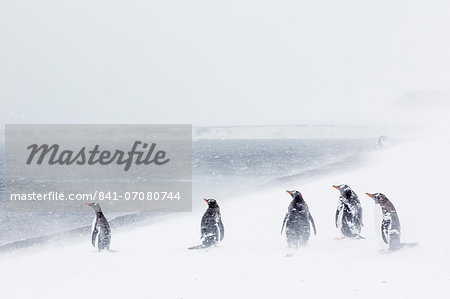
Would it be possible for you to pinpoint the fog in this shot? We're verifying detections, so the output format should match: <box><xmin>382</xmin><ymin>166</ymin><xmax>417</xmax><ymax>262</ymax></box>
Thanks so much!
<box><xmin>1</xmin><ymin>0</ymin><xmax>449</xmax><ymax>126</ymax></box>
<box><xmin>1</xmin><ymin>3</ymin><xmax>450</xmax><ymax>297</ymax></box>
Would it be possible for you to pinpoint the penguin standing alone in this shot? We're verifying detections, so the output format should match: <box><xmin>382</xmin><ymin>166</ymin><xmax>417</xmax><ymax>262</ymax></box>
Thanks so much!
<box><xmin>366</xmin><ymin>192</ymin><xmax>416</xmax><ymax>251</ymax></box>
<box><xmin>333</xmin><ymin>184</ymin><xmax>363</xmax><ymax>239</ymax></box>
<box><xmin>281</xmin><ymin>190</ymin><xmax>316</xmax><ymax>247</ymax></box>
<box><xmin>87</xmin><ymin>202</ymin><xmax>111</xmax><ymax>252</ymax></box>
<box><xmin>189</xmin><ymin>198</ymin><xmax>224</xmax><ymax>250</ymax></box>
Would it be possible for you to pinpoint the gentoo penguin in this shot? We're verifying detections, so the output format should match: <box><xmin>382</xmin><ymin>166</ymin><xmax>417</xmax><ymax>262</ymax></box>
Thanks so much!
<box><xmin>366</xmin><ymin>193</ymin><xmax>416</xmax><ymax>251</ymax></box>
<box><xmin>188</xmin><ymin>198</ymin><xmax>224</xmax><ymax>250</ymax></box>
<box><xmin>86</xmin><ymin>203</ymin><xmax>111</xmax><ymax>252</ymax></box>
<box><xmin>281</xmin><ymin>190</ymin><xmax>316</xmax><ymax>247</ymax></box>
<box><xmin>333</xmin><ymin>184</ymin><xmax>363</xmax><ymax>239</ymax></box>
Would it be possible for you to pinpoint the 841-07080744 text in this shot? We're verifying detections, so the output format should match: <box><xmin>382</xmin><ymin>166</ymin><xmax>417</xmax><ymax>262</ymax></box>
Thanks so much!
<box><xmin>97</xmin><ymin>191</ymin><xmax>181</xmax><ymax>201</ymax></box>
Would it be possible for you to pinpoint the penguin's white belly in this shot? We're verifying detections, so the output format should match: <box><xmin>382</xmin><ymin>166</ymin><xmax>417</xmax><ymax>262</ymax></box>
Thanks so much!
<box><xmin>91</xmin><ymin>216</ymin><xmax>101</xmax><ymax>249</ymax></box>
<box><xmin>337</xmin><ymin>208</ymin><xmax>345</xmax><ymax>236</ymax></box>
<box><xmin>374</xmin><ymin>207</ymin><xmax>388</xmax><ymax>250</ymax></box>
<box><xmin>91</xmin><ymin>217</ymin><xmax>97</xmax><ymax>235</ymax></box>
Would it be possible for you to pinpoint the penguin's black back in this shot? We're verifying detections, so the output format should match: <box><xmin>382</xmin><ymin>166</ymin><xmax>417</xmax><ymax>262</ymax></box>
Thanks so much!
<box><xmin>92</xmin><ymin>212</ymin><xmax>111</xmax><ymax>251</ymax></box>
<box><xmin>334</xmin><ymin>185</ymin><xmax>363</xmax><ymax>238</ymax></box>
<box><xmin>201</xmin><ymin>207</ymin><xmax>219</xmax><ymax>232</ymax></box>
<box><xmin>336</xmin><ymin>196</ymin><xmax>363</xmax><ymax>238</ymax></box>
<box><xmin>283</xmin><ymin>197</ymin><xmax>315</xmax><ymax>247</ymax></box>
<box><xmin>200</xmin><ymin>205</ymin><xmax>224</xmax><ymax>247</ymax></box>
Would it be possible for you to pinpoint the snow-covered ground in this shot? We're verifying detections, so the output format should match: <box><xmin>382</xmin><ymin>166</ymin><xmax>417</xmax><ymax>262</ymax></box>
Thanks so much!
<box><xmin>1</xmin><ymin>135</ymin><xmax>449</xmax><ymax>299</ymax></box>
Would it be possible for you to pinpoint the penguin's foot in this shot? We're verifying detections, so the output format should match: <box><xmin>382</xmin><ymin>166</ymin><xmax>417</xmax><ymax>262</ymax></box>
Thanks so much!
<box><xmin>188</xmin><ymin>244</ymin><xmax>208</xmax><ymax>250</ymax></box>
<box><xmin>94</xmin><ymin>249</ymin><xmax>116</xmax><ymax>253</ymax></box>
<box><xmin>284</xmin><ymin>253</ymin><xmax>294</xmax><ymax>258</ymax></box>
<box><xmin>334</xmin><ymin>237</ymin><xmax>346</xmax><ymax>240</ymax></box>
<box><xmin>386</xmin><ymin>243</ymin><xmax>418</xmax><ymax>252</ymax></box>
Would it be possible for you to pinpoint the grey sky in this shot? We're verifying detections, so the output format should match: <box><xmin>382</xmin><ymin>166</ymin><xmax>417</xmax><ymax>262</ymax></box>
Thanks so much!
<box><xmin>1</xmin><ymin>0</ymin><xmax>449</xmax><ymax>126</ymax></box>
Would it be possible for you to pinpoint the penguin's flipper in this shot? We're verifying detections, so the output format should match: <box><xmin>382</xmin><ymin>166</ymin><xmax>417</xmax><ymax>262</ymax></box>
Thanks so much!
<box><xmin>359</xmin><ymin>207</ymin><xmax>364</xmax><ymax>227</ymax></box>
<box><xmin>200</xmin><ymin>226</ymin><xmax>207</xmax><ymax>240</ymax></box>
<box><xmin>354</xmin><ymin>204</ymin><xmax>364</xmax><ymax>228</ymax></box>
<box><xmin>381</xmin><ymin>220</ymin><xmax>390</xmax><ymax>244</ymax></box>
<box><xmin>98</xmin><ymin>226</ymin><xmax>111</xmax><ymax>251</ymax></box>
<box><xmin>335</xmin><ymin>209</ymin><xmax>339</xmax><ymax>228</ymax></box>
<box><xmin>309</xmin><ymin>214</ymin><xmax>317</xmax><ymax>235</ymax></box>
<box><xmin>91</xmin><ymin>227</ymin><xmax>99</xmax><ymax>248</ymax></box>
<box><xmin>281</xmin><ymin>213</ymin><xmax>288</xmax><ymax>235</ymax></box>
<box><xmin>218</xmin><ymin>218</ymin><xmax>225</xmax><ymax>241</ymax></box>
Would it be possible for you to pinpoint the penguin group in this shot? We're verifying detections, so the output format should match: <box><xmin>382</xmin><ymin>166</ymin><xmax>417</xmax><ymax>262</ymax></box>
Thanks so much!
<box><xmin>186</xmin><ymin>184</ymin><xmax>414</xmax><ymax>252</ymax></box>
<box><xmin>86</xmin><ymin>184</ymin><xmax>414</xmax><ymax>253</ymax></box>
<box><xmin>278</xmin><ymin>186</ymin><xmax>414</xmax><ymax>251</ymax></box>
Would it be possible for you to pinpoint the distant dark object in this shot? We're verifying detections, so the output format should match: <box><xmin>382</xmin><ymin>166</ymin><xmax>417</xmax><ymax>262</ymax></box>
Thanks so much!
<box><xmin>332</xmin><ymin>184</ymin><xmax>364</xmax><ymax>239</ymax></box>
<box><xmin>281</xmin><ymin>190</ymin><xmax>316</xmax><ymax>247</ymax></box>
<box><xmin>189</xmin><ymin>198</ymin><xmax>224</xmax><ymax>250</ymax></box>
<box><xmin>365</xmin><ymin>193</ymin><xmax>417</xmax><ymax>251</ymax></box>
<box><xmin>378</xmin><ymin>135</ymin><xmax>389</xmax><ymax>147</ymax></box>
<box><xmin>87</xmin><ymin>203</ymin><xmax>111</xmax><ymax>252</ymax></box>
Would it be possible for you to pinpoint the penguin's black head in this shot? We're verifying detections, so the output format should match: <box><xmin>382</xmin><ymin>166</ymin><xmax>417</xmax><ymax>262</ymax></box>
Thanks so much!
<box><xmin>365</xmin><ymin>192</ymin><xmax>387</xmax><ymax>205</ymax></box>
<box><xmin>286</xmin><ymin>190</ymin><xmax>303</xmax><ymax>201</ymax></box>
<box><xmin>333</xmin><ymin>184</ymin><xmax>354</xmax><ymax>199</ymax></box>
<box><xmin>86</xmin><ymin>202</ymin><xmax>102</xmax><ymax>212</ymax></box>
<box><xmin>203</xmin><ymin>198</ymin><xmax>219</xmax><ymax>208</ymax></box>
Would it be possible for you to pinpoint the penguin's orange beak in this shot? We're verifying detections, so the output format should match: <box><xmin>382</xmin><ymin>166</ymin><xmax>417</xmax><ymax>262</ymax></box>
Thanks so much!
<box><xmin>203</xmin><ymin>198</ymin><xmax>207</xmax><ymax>202</ymax></box>
<box><xmin>286</xmin><ymin>190</ymin><xmax>291</xmax><ymax>194</ymax></box>
<box><xmin>332</xmin><ymin>185</ymin><xmax>338</xmax><ymax>189</ymax></box>
<box><xmin>365</xmin><ymin>193</ymin><xmax>373</xmax><ymax>198</ymax></box>
<box><xmin>86</xmin><ymin>203</ymin><xmax>92</xmax><ymax>206</ymax></box>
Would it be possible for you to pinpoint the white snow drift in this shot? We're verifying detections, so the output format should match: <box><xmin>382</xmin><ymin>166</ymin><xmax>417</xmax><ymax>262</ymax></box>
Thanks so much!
<box><xmin>1</xmin><ymin>135</ymin><xmax>449</xmax><ymax>299</ymax></box>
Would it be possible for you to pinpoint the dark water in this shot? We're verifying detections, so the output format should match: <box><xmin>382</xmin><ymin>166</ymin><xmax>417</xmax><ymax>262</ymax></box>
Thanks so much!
<box><xmin>192</xmin><ymin>138</ymin><xmax>374</xmax><ymax>198</ymax></box>
<box><xmin>0</xmin><ymin>138</ymin><xmax>376</xmax><ymax>247</ymax></box>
